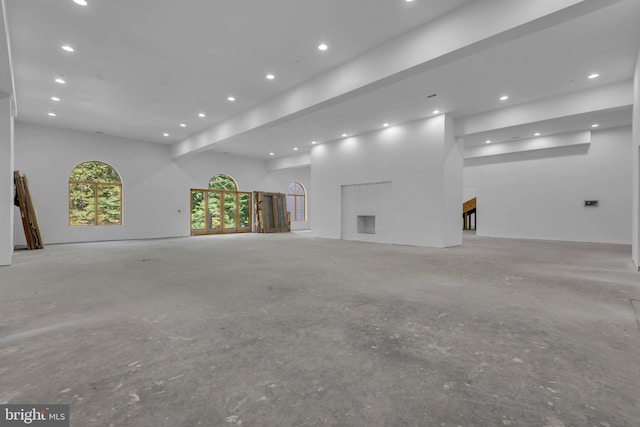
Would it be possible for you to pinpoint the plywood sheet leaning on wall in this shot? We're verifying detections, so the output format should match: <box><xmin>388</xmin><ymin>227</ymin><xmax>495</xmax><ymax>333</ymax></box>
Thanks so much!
<box><xmin>254</xmin><ymin>192</ymin><xmax>290</xmax><ymax>233</ymax></box>
<box><xmin>14</xmin><ymin>171</ymin><xmax>44</xmax><ymax>249</ymax></box>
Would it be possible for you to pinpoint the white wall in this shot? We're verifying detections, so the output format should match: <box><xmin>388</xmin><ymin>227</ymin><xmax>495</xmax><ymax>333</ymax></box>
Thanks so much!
<box><xmin>463</xmin><ymin>188</ymin><xmax>477</xmax><ymax>203</ymax></box>
<box><xmin>0</xmin><ymin>96</ymin><xmax>14</xmax><ymax>265</ymax></box>
<box><xmin>14</xmin><ymin>119</ymin><xmax>631</xmax><ymax>248</ymax></box>
<box><xmin>464</xmin><ymin>126</ymin><xmax>632</xmax><ymax>244</ymax></box>
<box><xmin>632</xmin><ymin>49</ymin><xmax>640</xmax><ymax>268</ymax></box>
<box><xmin>14</xmin><ymin>122</ymin><xmax>307</xmax><ymax>244</ymax></box>
<box><xmin>311</xmin><ymin>114</ymin><xmax>463</xmax><ymax>247</ymax></box>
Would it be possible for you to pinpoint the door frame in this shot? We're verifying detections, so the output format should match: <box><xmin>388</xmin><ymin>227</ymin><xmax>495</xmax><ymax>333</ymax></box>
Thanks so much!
<box><xmin>190</xmin><ymin>188</ymin><xmax>252</xmax><ymax>235</ymax></box>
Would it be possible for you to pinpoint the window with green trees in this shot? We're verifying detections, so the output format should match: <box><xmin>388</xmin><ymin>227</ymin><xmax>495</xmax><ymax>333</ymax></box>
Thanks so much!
<box><xmin>69</xmin><ymin>161</ymin><xmax>122</xmax><ymax>226</ymax></box>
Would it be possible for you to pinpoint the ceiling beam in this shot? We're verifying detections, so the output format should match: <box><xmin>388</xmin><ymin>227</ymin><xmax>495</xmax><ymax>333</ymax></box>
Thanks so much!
<box><xmin>266</xmin><ymin>153</ymin><xmax>311</xmax><ymax>172</ymax></box>
<box><xmin>455</xmin><ymin>80</ymin><xmax>633</xmax><ymax>137</ymax></box>
<box><xmin>465</xmin><ymin>130</ymin><xmax>590</xmax><ymax>159</ymax></box>
<box><xmin>172</xmin><ymin>0</ymin><xmax>623</xmax><ymax>159</ymax></box>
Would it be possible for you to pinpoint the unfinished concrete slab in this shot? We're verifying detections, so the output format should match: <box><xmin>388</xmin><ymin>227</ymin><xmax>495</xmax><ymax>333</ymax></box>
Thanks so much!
<box><xmin>1</xmin><ymin>233</ymin><xmax>639</xmax><ymax>426</ymax></box>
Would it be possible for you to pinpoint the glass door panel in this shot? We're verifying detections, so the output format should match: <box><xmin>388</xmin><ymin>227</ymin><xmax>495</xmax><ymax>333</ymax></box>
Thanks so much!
<box><xmin>208</xmin><ymin>191</ymin><xmax>221</xmax><ymax>232</ymax></box>
<box><xmin>191</xmin><ymin>190</ymin><xmax>206</xmax><ymax>233</ymax></box>
<box><xmin>239</xmin><ymin>192</ymin><xmax>251</xmax><ymax>230</ymax></box>
<box><xmin>223</xmin><ymin>192</ymin><xmax>237</xmax><ymax>231</ymax></box>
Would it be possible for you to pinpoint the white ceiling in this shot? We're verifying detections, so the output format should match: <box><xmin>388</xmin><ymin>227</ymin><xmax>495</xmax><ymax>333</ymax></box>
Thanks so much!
<box><xmin>4</xmin><ymin>0</ymin><xmax>640</xmax><ymax>160</ymax></box>
<box><xmin>5</xmin><ymin>0</ymin><xmax>470</xmax><ymax>141</ymax></box>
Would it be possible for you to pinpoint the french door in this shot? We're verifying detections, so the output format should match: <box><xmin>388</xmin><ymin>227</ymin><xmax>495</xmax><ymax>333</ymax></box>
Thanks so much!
<box><xmin>191</xmin><ymin>189</ymin><xmax>252</xmax><ymax>235</ymax></box>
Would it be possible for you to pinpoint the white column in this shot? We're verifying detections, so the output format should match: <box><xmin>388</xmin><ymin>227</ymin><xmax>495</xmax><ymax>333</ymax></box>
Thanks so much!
<box><xmin>311</xmin><ymin>114</ymin><xmax>463</xmax><ymax>248</ymax></box>
<box><xmin>441</xmin><ymin>114</ymin><xmax>463</xmax><ymax>247</ymax></box>
<box><xmin>0</xmin><ymin>95</ymin><xmax>14</xmax><ymax>266</ymax></box>
<box><xmin>632</xmin><ymin>50</ymin><xmax>640</xmax><ymax>270</ymax></box>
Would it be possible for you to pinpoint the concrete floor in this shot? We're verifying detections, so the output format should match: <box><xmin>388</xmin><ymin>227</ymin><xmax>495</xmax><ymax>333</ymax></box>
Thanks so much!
<box><xmin>1</xmin><ymin>232</ymin><xmax>639</xmax><ymax>427</ymax></box>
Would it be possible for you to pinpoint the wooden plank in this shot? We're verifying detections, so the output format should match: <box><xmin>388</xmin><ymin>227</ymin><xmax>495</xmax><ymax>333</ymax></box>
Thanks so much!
<box><xmin>14</xmin><ymin>171</ymin><xmax>44</xmax><ymax>249</ymax></box>
<box><xmin>14</xmin><ymin>171</ymin><xmax>33</xmax><ymax>249</ymax></box>
<box><xmin>23</xmin><ymin>174</ymin><xmax>44</xmax><ymax>248</ymax></box>
<box><xmin>254</xmin><ymin>191</ymin><xmax>289</xmax><ymax>233</ymax></box>
<box><xmin>463</xmin><ymin>197</ymin><xmax>476</xmax><ymax>214</ymax></box>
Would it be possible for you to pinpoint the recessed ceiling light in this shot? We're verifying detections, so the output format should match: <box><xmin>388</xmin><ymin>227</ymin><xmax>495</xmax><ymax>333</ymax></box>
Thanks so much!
<box><xmin>405</xmin><ymin>0</ymin><xmax>415</xmax><ymax>2</ymax></box>
<box><xmin>383</xmin><ymin>123</ymin><xmax>389</xmax><ymax>127</ymax></box>
<box><xmin>311</xmin><ymin>141</ymin><xmax>317</xmax><ymax>145</ymax></box>
<box><xmin>499</xmin><ymin>95</ymin><xmax>509</xmax><ymax>101</ymax></box>
<box><xmin>227</xmin><ymin>96</ymin><xmax>236</xmax><ymax>102</ymax></box>
<box><xmin>198</xmin><ymin>112</ymin><xmax>206</xmax><ymax>118</ymax></box>
<box><xmin>51</xmin><ymin>96</ymin><xmax>60</xmax><ymax>102</ymax></box>
<box><xmin>48</xmin><ymin>112</ymin><xmax>56</xmax><ymax>117</ymax></box>
<box><xmin>433</xmin><ymin>110</ymin><xmax>440</xmax><ymax>114</ymax></box>
<box><xmin>591</xmin><ymin>123</ymin><xmax>599</xmax><ymax>128</ymax></box>
<box><xmin>180</xmin><ymin>123</ymin><xmax>187</xmax><ymax>127</ymax></box>
<box><xmin>73</xmin><ymin>0</ymin><xmax>88</xmax><ymax>5</ymax></box>
<box><xmin>55</xmin><ymin>77</ymin><xmax>66</xmax><ymax>84</ymax></box>
<box><xmin>266</xmin><ymin>74</ymin><xmax>275</xmax><ymax>80</ymax></box>
<box><xmin>534</xmin><ymin>132</ymin><xmax>541</xmax><ymax>136</ymax></box>
<box><xmin>61</xmin><ymin>45</ymin><xmax>74</xmax><ymax>53</ymax></box>
<box><xmin>485</xmin><ymin>140</ymin><xmax>491</xmax><ymax>144</ymax></box>
<box><xmin>163</xmin><ymin>133</ymin><xmax>170</xmax><ymax>137</ymax></box>
<box><xmin>318</xmin><ymin>43</ymin><xmax>328</xmax><ymax>51</ymax></box>
<box><xmin>588</xmin><ymin>73</ymin><xmax>600</xmax><ymax>79</ymax></box>
<box><xmin>269</xmin><ymin>152</ymin><xmax>274</xmax><ymax>156</ymax></box>
<box><xmin>342</xmin><ymin>133</ymin><xmax>348</xmax><ymax>138</ymax></box>
<box><xmin>293</xmin><ymin>147</ymin><xmax>298</xmax><ymax>151</ymax></box>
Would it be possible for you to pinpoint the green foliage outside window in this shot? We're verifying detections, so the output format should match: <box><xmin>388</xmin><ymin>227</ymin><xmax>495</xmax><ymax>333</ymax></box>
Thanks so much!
<box><xmin>239</xmin><ymin>193</ymin><xmax>250</xmax><ymax>228</ymax></box>
<box><xmin>209</xmin><ymin>174</ymin><xmax>237</xmax><ymax>191</ymax></box>
<box><xmin>70</xmin><ymin>161</ymin><xmax>121</xmax><ymax>183</ymax></box>
<box><xmin>208</xmin><ymin>192</ymin><xmax>221</xmax><ymax>230</ymax></box>
<box><xmin>191</xmin><ymin>174</ymin><xmax>251</xmax><ymax>233</ymax></box>
<box><xmin>191</xmin><ymin>191</ymin><xmax>205</xmax><ymax>230</ymax></box>
<box><xmin>69</xmin><ymin>161</ymin><xmax>122</xmax><ymax>226</ymax></box>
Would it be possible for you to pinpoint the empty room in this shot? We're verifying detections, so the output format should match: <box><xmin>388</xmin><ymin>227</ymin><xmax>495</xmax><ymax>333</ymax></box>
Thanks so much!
<box><xmin>1</xmin><ymin>1</ymin><xmax>640</xmax><ymax>426</ymax></box>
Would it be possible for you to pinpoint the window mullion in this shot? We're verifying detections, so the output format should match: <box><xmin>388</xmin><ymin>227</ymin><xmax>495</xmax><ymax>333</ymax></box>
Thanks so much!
<box><xmin>94</xmin><ymin>183</ymin><xmax>99</xmax><ymax>225</ymax></box>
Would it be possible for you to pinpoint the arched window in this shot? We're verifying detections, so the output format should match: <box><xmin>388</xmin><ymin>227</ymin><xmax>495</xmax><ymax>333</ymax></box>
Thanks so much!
<box><xmin>209</xmin><ymin>174</ymin><xmax>238</xmax><ymax>191</ymax></box>
<box><xmin>69</xmin><ymin>161</ymin><xmax>122</xmax><ymax>226</ymax></box>
<box><xmin>286</xmin><ymin>182</ymin><xmax>306</xmax><ymax>221</ymax></box>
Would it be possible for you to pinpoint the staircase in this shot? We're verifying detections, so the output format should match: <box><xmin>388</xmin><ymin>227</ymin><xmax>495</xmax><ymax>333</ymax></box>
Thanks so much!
<box><xmin>462</xmin><ymin>197</ymin><xmax>476</xmax><ymax>230</ymax></box>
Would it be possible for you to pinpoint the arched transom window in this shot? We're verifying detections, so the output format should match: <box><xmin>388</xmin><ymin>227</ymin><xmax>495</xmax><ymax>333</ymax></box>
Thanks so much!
<box><xmin>69</xmin><ymin>161</ymin><xmax>122</xmax><ymax>226</ymax></box>
<box><xmin>209</xmin><ymin>174</ymin><xmax>238</xmax><ymax>191</ymax></box>
<box><xmin>286</xmin><ymin>182</ymin><xmax>306</xmax><ymax>221</ymax></box>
